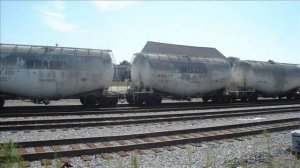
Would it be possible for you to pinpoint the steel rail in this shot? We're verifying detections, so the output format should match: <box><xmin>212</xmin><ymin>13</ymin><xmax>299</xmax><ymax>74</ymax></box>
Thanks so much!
<box><xmin>1</xmin><ymin>117</ymin><xmax>298</xmax><ymax>161</ymax></box>
<box><xmin>3</xmin><ymin>99</ymin><xmax>299</xmax><ymax>112</ymax></box>
<box><xmin>1</xmin><ymin>106</ymin><xmax>299</xmax><ymax>131</ymax></box>
<box><xmin>1</xmin><ymin>100</ymin><xmax>299</xmax><ymax>118</ymax></box>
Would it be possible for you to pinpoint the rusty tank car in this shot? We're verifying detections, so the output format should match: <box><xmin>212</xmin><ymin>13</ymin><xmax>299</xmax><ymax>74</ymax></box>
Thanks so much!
<box><xmin>228</xmin><ymin>60</ymin><xmax>300</xmax><ymax>101</ymax></box>
<box><xmin>126</xmin><ymin>41</ymin><xmax>232</xmax><ymax>105</ymax></box>
<box><xmin>0</xmin><ymin>43</ymin><xmax>118</xmax><ymax>108</ymax></box>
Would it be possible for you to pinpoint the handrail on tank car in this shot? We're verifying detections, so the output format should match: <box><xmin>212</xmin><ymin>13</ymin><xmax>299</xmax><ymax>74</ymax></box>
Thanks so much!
<box><xmin>0</xmin><ymin>43</ymin><xmax>112</xmax><ymax>57</ymax></box>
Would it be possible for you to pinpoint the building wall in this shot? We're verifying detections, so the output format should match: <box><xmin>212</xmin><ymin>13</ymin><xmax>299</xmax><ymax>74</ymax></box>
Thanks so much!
<box><xmin>113</xmin><ymin>64</ymin><xmax>131</xmax><ymax>81</ymax></box>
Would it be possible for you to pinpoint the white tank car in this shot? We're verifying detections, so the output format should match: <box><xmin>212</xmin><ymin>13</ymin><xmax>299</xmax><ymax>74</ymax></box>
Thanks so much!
<box><xmin>0</xmin><ymin>43</ymin><xmax>116</xmax><ymax>108</ymax></box>
<box><xmin>127</xmin><ymin>41</ymin><xmax>232</xmax><ymax>105</ymax></box>
<box><xmin>230</xmin><ymin>60</ymin><xmax>300</xmax><ymax>99</ymax></box>
<box><xmin>131</xmin><ymin>53</ymin><xmax>232</xmax><ymax>96</ymax></box>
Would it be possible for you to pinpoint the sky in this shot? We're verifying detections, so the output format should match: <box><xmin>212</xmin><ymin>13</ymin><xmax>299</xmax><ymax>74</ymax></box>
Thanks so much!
<box><xmin>1</xmin><ymin>1</ymin><xmax>299</xmax><ymax>64</ymax></box>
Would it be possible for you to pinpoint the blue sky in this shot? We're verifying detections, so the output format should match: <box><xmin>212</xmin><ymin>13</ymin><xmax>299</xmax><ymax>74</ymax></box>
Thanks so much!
<box><xmin>1</xmin><ymin>1</ymin><xmax>299</xmax><ymax>64</ymax></box>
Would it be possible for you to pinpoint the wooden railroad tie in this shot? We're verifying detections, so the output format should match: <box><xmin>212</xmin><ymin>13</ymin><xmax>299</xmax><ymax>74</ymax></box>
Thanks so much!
<box><xmin>101</xmin><ymin>153</ymin><xmax>113</xmax><ymax>160</ymax></box>
<box><xmin>117</xmin><ymin>151</ymin><xmax>130</xmax><ymax>157</ymax></box>
<box><xmin>86</xmin><ymin>143</ymin><xmax>98</xmax><ymax>149</ymax></box>
<box><xmin>34</xmin><ymin>147</ymin><xmax>45</xmax><ymax>153</ymax></box>
<box><xmin>70</xmin><ymin>144</ymin><xmax>81</xmax><ymax>150</ymax></box>
<box><xmin>81</xmin><ymin>155</ymin><xmax>92</xmax><ymax>161</ymax></box>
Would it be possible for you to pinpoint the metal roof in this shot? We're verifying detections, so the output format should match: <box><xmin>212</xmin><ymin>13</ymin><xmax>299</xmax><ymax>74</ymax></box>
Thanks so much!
<box><xmin>141</xmin><ymin>41</ymin><xmax>226</xmax><ymax>59</ymax></box>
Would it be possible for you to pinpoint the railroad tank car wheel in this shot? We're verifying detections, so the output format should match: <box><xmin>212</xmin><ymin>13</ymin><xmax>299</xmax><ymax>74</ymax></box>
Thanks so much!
<box><xmin>107</xmin><ymin>97</ymin><xmax>118</xmax><ymax>107</ymax></box>
<box><xmin>286</xmin><ymin>95</ymin><xmax>293</xmax><ymax>100</ymax></box>
<box><xmin>154</xmin><ymin>96</ymin><xmax>162</xmax><ymax>105</ymax></box>
<box><xmin>249</xmin><ymin>95</ymin><xmax>258</xmax><ymax>102</ymax></box>
<box><xmin>125</xmin><ymin>94</ymin><xmax>134</xmax><ymax>105</ymax></box>
<box><xmin>202</xmin><ymin>96</ymin><xmax>209</xmax><ymax>103</ymax></box>
<box><xmin>134</xmin><ymin>98</ymin><xmax>144</xmax><ymax>106</ymax></box>
<box><xmin>146</xmin><ymin>95</ymin><xmax>162</xmax><ymax>105</ymax></box>
<box><xmin>80</xmin><ymin>98</ymin><xmax>85</xmax><ymax>105</ymax></box>
<box><xmin>212</xmin><ymin>96</ymin><xmax>223</xmax><ymax>103</ymax></box>
<box><xmin>211</xmin><ymin>97</ymin><xmax>218</xmax><ymax>103</ymax></box>
<box><xmin>85</xmin><ymin>95</ymin><xmax>98</xmax><ymax>107</ymax></box>
<box><xmin>0</xmin><ymin>97</ymin><xmax>4</xmax><ymax>109</ymax></box>
<box><xmin>97</xmin><ymin>97</ymin><xmax>118</xmax><ymax>107</ymax></box>
<box><xmin>222</xmin><ymin>96</ymin><xmax>231</xmax><ymax>103</ymax></box>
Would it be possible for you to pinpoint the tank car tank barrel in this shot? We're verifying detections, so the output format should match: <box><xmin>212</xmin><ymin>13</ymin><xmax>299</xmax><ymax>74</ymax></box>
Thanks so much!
<box><xmin>229</xmin><ymin>60</ymin><xmax>300</xmax><ymax>100</ymax></box>
<box><xmin>128</xmin><ymin>41</ymin><xmax>232</xmax><ymax>105</ymax></box>
<box><xmin>0</xmin><ymin>43</ymin><xmax>116</xmax><ymax>107</ymax></box>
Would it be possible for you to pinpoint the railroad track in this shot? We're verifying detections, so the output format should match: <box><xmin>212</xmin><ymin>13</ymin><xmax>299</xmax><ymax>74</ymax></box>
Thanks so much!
<box><xmin>1</xmin><ymin>100</ymin><xmax>300</xmax><ymax>118</ymax></box>
<box><xmin>3</xmin><ymin>99</ymin><xmax>296</xmax><ymax>111</ymax></box>
<box><xmin>1</xmin><ymin>117</ymin><xmax>298</xmax><ymax>162</ymax></box>
<box><xmin>1</xmin><ymin>105</ymin><xmax>300</xmax><ymax>131</ymax></box>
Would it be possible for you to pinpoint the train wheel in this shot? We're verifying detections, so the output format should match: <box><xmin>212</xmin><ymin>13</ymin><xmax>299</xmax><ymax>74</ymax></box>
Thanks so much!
<box><xmin>97</xmin><ymin>97</ymin><xmax>118</xmax><ymax>107</ymax></box>
<box><xmin>249</xmin><ymin>95</ymin><xmax>258</xmax><ymax>102</ymax></box>
<box><xmin>222</xmin><ymin>96</ymin><xmax>230</xmax><ymax>103</ymax></box>
<box><xmin>0</xmin><ymin>97</ymin><xmax>4</xmax><ymax>109</ymax></box>
<box><xmin>85</xmin><ymin>95</ymin><xmax>98</xmax><ymax>107</ymax></box>
<box><xmin>147</xmin><ymin>95</ymin><xmax>162</xmax><ymax>105</ymax></box>
<box><xmin>286</xmin><ymin>95</ymin><xmax>293</xmax><ymax>100</ymax></box>
<box><xmin>202</xmin><ymin>96</ymin><xmax>209</xmax><ymax>103</ymax></box>
<box><xmin>135</xmin><ymin>99</ymin><xmax>144</xmax><ymax>106</ymax></box>
<box><xmin>125</xmin><ymin>94</ymin><xmax>134</xmax><ymax>105</ymax></box>
<box><xmin>80</xmin><ymin>98</ymin><xmax>85</xmax><ymax>105</ymax></box>
<box><xmin>212</xmin><ymin>97</ymin><xmax>220</xmax><ymax>103</ymax></box>
<box><xmin>107</xmin><ymin>97</ymin><xmax>118</xmax><ymax>107</ymax></box>
<box><xmin>154</xmin><ymin>96</ymin><xmax>162</xmax><ymax>105</ymax></box>
<box><xmin>241</xmin><ymin>97</ymin><xmax>247</xmax><ymax>102</ymax></box>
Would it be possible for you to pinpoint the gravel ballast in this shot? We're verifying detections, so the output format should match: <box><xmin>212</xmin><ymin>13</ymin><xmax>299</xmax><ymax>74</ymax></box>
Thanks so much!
<box><xmin>1</xmin><ymin>100</ymin><xmax>299</xmax><ymax>167</ymax></box>
<box><xmin>1</xmin><ymin>112</ymin><xmax>299</xmax><ymax>143</ymax></box>
<box><xmin>26</xmin><ymin>130</ymin><xmax>300</xmax><ymax>168</ymax></box>
<box><xmin>1</xmin><ymin>104</ymin><xmax>299</xmax><ymax>121</ymax></box>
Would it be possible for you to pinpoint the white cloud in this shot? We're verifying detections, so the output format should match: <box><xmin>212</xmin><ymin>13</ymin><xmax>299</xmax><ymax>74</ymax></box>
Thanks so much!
<box><xmin>35</xmin><ymin>2</ymin><xmax>79</xmax><ymax>33</ymax></box>
<box><xmin>92</xmin><ymin>1</ymin><xmax>135</xmax><ymax>12</ymax></box>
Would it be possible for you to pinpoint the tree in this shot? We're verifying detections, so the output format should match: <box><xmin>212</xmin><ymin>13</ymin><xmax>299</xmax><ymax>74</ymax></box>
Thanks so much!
<box><xmin>120</xmin><ymin>60</ymin><xmax>131</xmax><ymax>66</ymax></box>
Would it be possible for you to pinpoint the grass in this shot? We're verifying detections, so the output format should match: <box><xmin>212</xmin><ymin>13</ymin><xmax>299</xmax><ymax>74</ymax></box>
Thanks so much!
<box><xmin>203</xmin><ymin>150</ymin><xmax>216</xmax><ymax>168</ymax></box>
<box><xmin>290</xmin><ymin>151</ymin><xmax>298</xmax><ymax>168</ymax></box>
<box><xmin>130</xmin><ymin>150</ymin><xmax>139</xmax><ymax>168</ymax></box>
<box><xmin>115</xmin><ymin>157</ymin><xmax>123</xmax><ymax>168</ymax></box>
<box><xmin>262</xmin><ymin>130</ymin><xmax>275</xmax><ymax>168</ymax></box>
<box><xmin>53</xmin><ymin>152</ymin><xmax>64</xmax><ymax>168</ymax></box>
<box><xmin>0</xmin><ymin>140</ymin><xmax>24</xmax><ymax>168</ymax></box>
<box><xmin>187</xmin><ymin>146</ymin><xmax>193</xmax><ymax>168</ymax></box>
